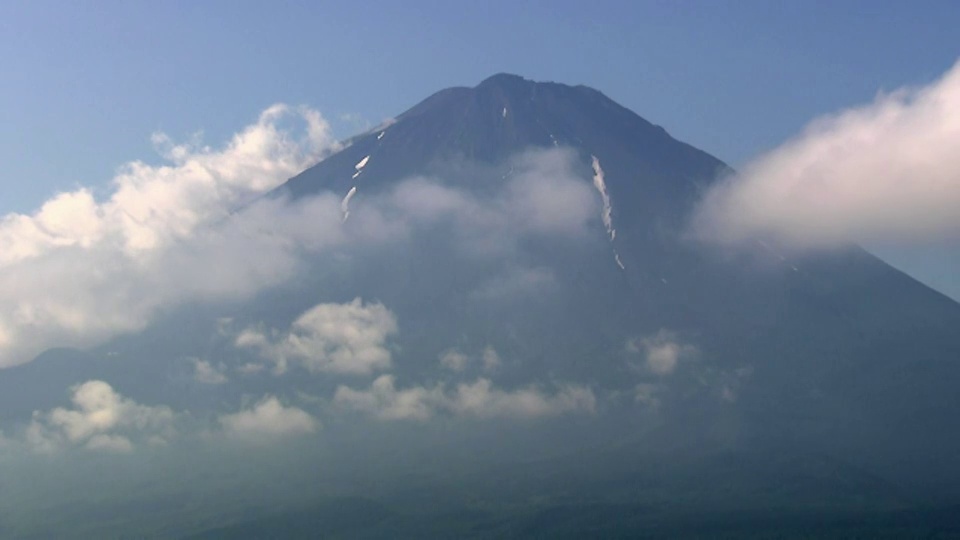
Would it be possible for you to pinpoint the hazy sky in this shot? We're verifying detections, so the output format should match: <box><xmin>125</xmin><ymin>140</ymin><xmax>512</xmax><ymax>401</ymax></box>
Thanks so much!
<box><xmin>0</xmin><ymin>0</ymin><xmax>958</xmax><ymax>297</ymax></box>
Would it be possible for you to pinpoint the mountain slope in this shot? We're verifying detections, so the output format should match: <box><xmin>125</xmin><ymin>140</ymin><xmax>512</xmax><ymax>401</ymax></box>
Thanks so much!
<box><xmin>273</xmin><ymin>73</ymin><xmax>960</xmax><ymax>490</ymax></box>
<box><xmin>2</xmin><ymin>73</ymin><xmax>960</xmax><ymax>537</ymax></box>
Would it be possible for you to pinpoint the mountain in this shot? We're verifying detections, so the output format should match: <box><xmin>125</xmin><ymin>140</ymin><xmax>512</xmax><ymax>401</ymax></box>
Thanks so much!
<box><xmin>3</xmin><ymin>73</ymin><xmax>960</xmax><ymax>537</ymax></box>
<box><xmin>275</xmin><ymin>72</ymin><xmax>960</xmax><ymax>486</ymax></box>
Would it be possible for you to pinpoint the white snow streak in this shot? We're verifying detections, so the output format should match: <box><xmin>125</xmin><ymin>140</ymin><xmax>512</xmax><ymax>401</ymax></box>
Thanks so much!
<box><xmin>377</xmin><ymin>131</ymin><xmax>385</xmax><ymax>140</ymax></box>
<box><xmin>355</xmin><ymin>156</ymin><xmax>370</xmax><ymax>171</ymax></box>
<box><xmin>591</xmin><ymin>155</ymin><xmax>623</xmax><ymax>269</ymax></box>
<box><xmin>591</xmin><ymin>156</ymin><xmax>614</xmax><ymax>241</ymax></box>
<box><xmin>341</xmin><ymin>186</ymin><xmax>358</xmax><ymax>222</ymax></box>
<box><xmin>502</xmin><ymin>107</ymin><xmax>508</xmax><ymax>118</ymax></box>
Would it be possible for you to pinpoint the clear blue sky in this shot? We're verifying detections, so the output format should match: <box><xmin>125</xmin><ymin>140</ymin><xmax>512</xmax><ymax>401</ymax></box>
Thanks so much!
<box><xmin>1</xmin><ymin>1</ymin><xmax>958</xmax><ymax>295</ymax></box>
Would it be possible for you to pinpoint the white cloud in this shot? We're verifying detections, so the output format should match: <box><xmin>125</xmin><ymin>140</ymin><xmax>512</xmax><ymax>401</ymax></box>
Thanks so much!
<box><xmin>218</xmin><ymin>396</ymin><xmax>318</xmax><ymax>440</ymax></box>
<box><xmin>383</xmin><ymin>148</ymin><xmax>598</xmax><ymax>254</ymax></box>
<box><xmin>448</xmin><ymin>378</ymin><xmax>596</xmax><ymax>419</ymax></box>
<box><xmin>692</xmin><ymin>60</ymin><xmax>960</xmax><ymax>248</ymax></box>
<box><xmin>0</xmin><ymin>120</ymin><xmax>597</xmax><ymax>369</ymax></box>
<box><xmin>628</xmin><ymin>330</ymin><xmax>697</xmax><ymax>375</ymax></box>
<box><xmin>439</xmin><ymin>349</ymin><xmax>470</xmax><ymax>372</ymax></box>
<box><xmin>0</xmin><ymin>105</ymin><xmax>337</xmax><ymax>367</ymax></box>
<box><xmin>192</xmin><ymin>359</ymin><xmax>228</xmax><ymax>385</ymax></box>
<box><xmin>236</xmin><ymin>298</ymin><xmax>398</xmax><ymax>375</ymax></box>
<box><xmin>502</xmin><ymin>150</ymin><xmax>597</xmax><ymax>237</ymax></box>
<box><xmin>26</xmin><ymin>380</ymin><xmax>175</xmax><ymax>453</ymax></box>
<box><xmin>333</xmin><ymin>375</ymin><xmax>442</xmax><ymax>421</ymax></box>
<box><xmin>334</xmin><ymin>376</ymin><xmax>595</xmax><ymax>421</ymax></box>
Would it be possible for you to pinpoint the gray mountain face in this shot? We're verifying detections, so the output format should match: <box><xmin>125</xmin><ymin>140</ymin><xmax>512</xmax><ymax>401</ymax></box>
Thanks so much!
<box><xmin>278</xmin><ymin>72</ymin><xmax>960</xmax><ymax>489</ymax></box>
<box><xmin>2</xmin><ymin>74</ymin><xmax>960</xmax><ymax>537</ymax></box>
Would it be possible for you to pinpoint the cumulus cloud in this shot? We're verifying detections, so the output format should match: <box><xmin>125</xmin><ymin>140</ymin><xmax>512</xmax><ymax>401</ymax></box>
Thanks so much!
<box><xmin>692</xmin><ymin>60</ymin><xmax>960</xmax><ymax>248</ymax></box>
<box><xmin>236</xmin><ymin>298</ymin><xmax>398</xmax><ymax>375</ymax></box>
<box><xmin>439</xmin><ymin>349</ymin><xmax>470</xmax><ymax>372</ymax></box>
<box><xmin>334</xmin><ymin>375</ymin><xmax>595</xmax><ymax>421</ymax></box>
<box><xmin>0</xmin><ymin>115</ymin><xmax>597</xmax><ymax>369</ymax></box>
<box><xmin>448</xmin><ymin>378</ymin><xmax>596</xmax><ymax>419</ymax></box>
<box><xmin>192</xmin><ymin>358</ymin><xmax>228</xmax><ymax>385</ymax></box>
<box><xmin>628</xmin><ymin>330</ymin><xmax>697</xmax><ymax>375</ymax></box>
<box><xmin>218</xmin><ymin>396</ymin><xmax>318</xmax><ymax>440</ymax></box>
<box><xmin>437</xmin><ymin>345</ymin><xmax>502</xmax><ymax>373</ymax></box>
<box><xmin>26</xmin><ymin>380</ymin><xmax>175</xmax><ymax>453</ymax></box>
<box><xmin>0</xmin><ymin>105</ymin><xmax>337</xmax><ymax>367</ymax></box>
<box><xmin>333</xmin><ymin>375</ymin><xmax>443</xmax><ymax>421</ymax></box>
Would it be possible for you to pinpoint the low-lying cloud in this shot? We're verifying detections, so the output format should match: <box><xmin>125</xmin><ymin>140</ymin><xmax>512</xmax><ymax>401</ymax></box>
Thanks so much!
<box><xmin>0</xmin><ymin>108</ymin><xmax>598</xmax><ymax>368</ymax></box>
<box><xmin>25</xmin><ymin>380</ymin><xmax>175</xmax><ymax>453</ymax></box>
<box><xmin>627</xmin><ymin>330</ymin><xmax>697</xmax><ymax>375</ymax></box>
<box><xmin>334</xmin><ymin>375</ymin><xmax>596</xmax><ymax>421</ymax></box>
<box><xmin>236</xmin><ymin>298</ymin><xmax>398</xmax><ymax>375</ymax></box>
<box><xmin>692</xmin><ymin>59</ymin><xmax>960</xmax><ymax>248</ymax></box>
<box><xmin>218</xmin><ymin>396</ymin><xmax>319</xmax><ymax>440</ymax></box>
<box><xmin>0</xmin><ymin>105</ymin><xmax>338</xmax><ymax>367</ymax></box>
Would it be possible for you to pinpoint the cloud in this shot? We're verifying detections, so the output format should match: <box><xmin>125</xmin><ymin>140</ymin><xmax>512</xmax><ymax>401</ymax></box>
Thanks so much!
<box><xmin>439</xmin><ymin>349</ymin><xmax>470</xmax><ymax>372</ymax></box>
<box><xmin>0</xmin><ymin>120</ymin><xmax>596</xmax><ymax>369</ymax></box>
<box><xmin>218</xmin><ymin>396</ymin><xmax>318</xmax><ymax>440</ymax></box>
<box><xmin>502</xmin><ymin>149</ymin><xmax>597</xmax><ymax>237</ymax></box>
<box><xmin>236</xmin><ymin>298</ymin><xmax>398</xmax><ymax>375</ymax></box>
<box><xmin>333</xmin><ymin>375</ymin><xmax>442</xmax><ymax>421</ymax></box>
<box><xmin>633</xmin><ymin>383</ymin><xmax>661</xmax><ymax>408</ymax></box>
<box><xmin>481</xmin><ymin>346</ymin><xmax>501</xmax><ymax>372</ymax></box>
<box><xmin>437</xmin><ymin>345</ymin><xmax>502</xmax><ymax>373</ymax></box>
<box><xmin>334</xmin><ymin>376</ymin><xmax>596</xmax><ymax>421</ymax></box>
<box><xmin>692</xmin><ymin>60</ymin><xmax>960</xmax><ymax>248</ymax></box>
<box><xmin>448</xmin><ymin>378</ymin><xmax>596</xmax><ymax>419</ymax></box>
<box><xmin>192</xmin><ymin>359</ymin><xmax>228</xmax><ymax>385</ymax></box>
<box><xmin>0</xmin><ymin>105</ymin><xmax>337</xmax><ymax>367</ymax></box>
<box><xmin>383</xmin><ymin>148</ymin><xmax>598</xmax><ymax>254</ymax></box>
<box><xmin>26</xmin><ymin>380</ymin><xmax>175</xmax><ymax>453</ymax></box>
<box><xmin>628</xmin><ymin>330</ymin><xmax>697</xmax><ymax>375</ymax></box>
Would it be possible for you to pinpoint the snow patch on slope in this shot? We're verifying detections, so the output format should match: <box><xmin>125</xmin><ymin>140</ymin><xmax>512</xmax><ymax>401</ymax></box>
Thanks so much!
<box><xmin>341</xmin><ymin>186</ymin><xmax>358</xmax><ymax>222</ymax></box>
<box><xmin>352</xmin><ymin>155</ymin><xmax>371</xmax><ymax>180</ymax></box>
<box><xmin>591</xmin><ymin>156</ymin><xmax>614</xmax><ymax>240</ymax></box>
<box><xmin>591</xmin><ymin>155</ymin><xmax>624</xmax><ymax>269</ymax></box>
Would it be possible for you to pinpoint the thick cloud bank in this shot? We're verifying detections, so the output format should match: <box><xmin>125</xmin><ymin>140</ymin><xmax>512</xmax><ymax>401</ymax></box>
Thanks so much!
<box><xmin>693</xmin><ymin>60</ymin><xmax>960</xmax><ymax>248</ymax></box>
<box><xmin>0</xmin><ymin>105</ymin><xmax>337</xmax><ymax>367</ymax></box>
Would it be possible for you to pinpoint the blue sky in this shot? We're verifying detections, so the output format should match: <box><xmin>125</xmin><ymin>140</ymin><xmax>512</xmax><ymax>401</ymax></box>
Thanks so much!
<box><xmin>1</xmin><ymin>0</ymin><xmax>958</xmax><ymax>296</ymax></box>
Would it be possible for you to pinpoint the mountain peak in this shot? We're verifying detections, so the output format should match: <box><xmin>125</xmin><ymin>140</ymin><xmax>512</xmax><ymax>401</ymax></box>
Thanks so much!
<box><xmin>476</xmin><ymin>72</ymin><xmax>530</xmax><ymax>88</ymax></box>
<box><xmin>283</xmin><ymin>74</ymin><xmax>727</xmax><ymax>208</ymax></box>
